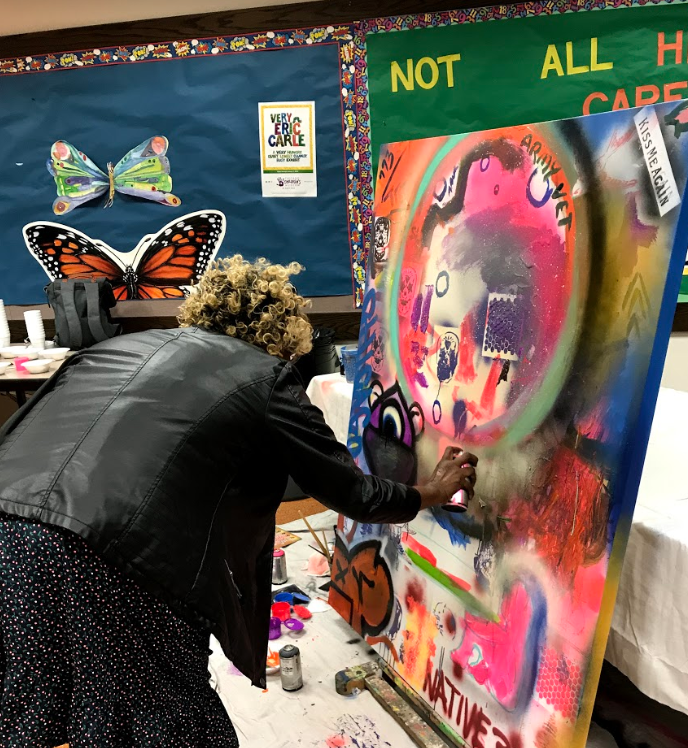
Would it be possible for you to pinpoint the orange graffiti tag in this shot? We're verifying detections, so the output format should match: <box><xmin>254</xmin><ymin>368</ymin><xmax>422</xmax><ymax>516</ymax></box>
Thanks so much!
<box><xmin>329</xmin><ymin>538</ymin><xmax>393</xmax><ymax>636</ymax></box>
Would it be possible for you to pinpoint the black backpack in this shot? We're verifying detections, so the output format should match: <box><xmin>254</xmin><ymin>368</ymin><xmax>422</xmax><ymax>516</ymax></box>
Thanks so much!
<box><xmin>45</xmin><ymin>278</ymin><xmax>121</xmax><ymax>350</ymax></box>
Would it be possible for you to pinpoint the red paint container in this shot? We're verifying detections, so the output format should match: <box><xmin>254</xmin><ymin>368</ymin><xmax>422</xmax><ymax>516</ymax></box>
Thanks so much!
<box><xmin>271</xmin><ymin>601</ymin><xmax>290</xmax><ymax>622</ymax></box>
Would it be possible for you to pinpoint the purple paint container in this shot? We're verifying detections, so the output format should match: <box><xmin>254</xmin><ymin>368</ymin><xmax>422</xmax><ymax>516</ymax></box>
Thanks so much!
<box><xmin>269</xmin><ymin>617</ymin><xmax>282</xmax><ymax>640</ymax></box>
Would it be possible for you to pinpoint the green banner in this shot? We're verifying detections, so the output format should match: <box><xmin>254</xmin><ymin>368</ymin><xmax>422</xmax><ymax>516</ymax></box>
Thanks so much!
<box><xmin>367</xmin><ymin>2</ymin><xmax>688</xmax><ymax>161</ymax></box>
<box><xmin>365</xmin><ymin>1</ymin><xmax>688</xmax><ymax>300</ymax></box>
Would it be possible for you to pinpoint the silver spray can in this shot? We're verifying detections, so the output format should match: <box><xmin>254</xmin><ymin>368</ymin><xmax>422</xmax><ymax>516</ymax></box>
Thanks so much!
<box><xmin>272</xmin><ymin>549</ymin><xmax>288</xmax><ymax>585</ymax></box>
<box><xmin>279</xmin><ymin>644</ymin><xmax>303</xmax><ymax>691</ymax></box>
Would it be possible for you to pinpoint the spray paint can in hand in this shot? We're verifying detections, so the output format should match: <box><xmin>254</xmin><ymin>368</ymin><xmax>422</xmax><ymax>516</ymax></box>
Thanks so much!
<box><xmin>443</xmin><ymin>453</ymin><xmax>472</xmax><ymax>513</ymax></box>
<box><xmin>279</xmin><ymin>644</ymin><xmax>303</xmax><ymax>691</ymax></box>
<box><xmin>443</xmin><ymin>487</ymin><xmax>469</xmax><ymax>513</ymax></box>
<box><xmin>272</xmin><ymin>549</ymin><xmax>288</xmax><ymax>585</ymax></box>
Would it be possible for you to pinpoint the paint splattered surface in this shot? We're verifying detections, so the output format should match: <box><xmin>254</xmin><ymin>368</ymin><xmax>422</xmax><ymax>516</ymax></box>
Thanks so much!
<box><xmin>207</xmin><ymin>512</ymin><xmax>420</xmax><ymax>748</ymax></box>
<box><xmin>320</xmin><ymin>715</ymin><xmax>392</xmax><ymax>748</ymax></box>
<box><xmin>207</xmin><ymin>512</ymin><xmax>635</xmax><ymax>747</ymax></box>
<box><xmin>330</xmin><ymin>103</ymin><xmax>688</xmax><ymax>747</ymax></box>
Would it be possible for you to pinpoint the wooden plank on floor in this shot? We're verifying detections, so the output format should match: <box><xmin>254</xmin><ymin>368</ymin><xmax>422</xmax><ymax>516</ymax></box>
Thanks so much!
<box><xmin>366</xmin><ymin>674</ymin><xmax>451</xmax><ymax>748</ymax></box>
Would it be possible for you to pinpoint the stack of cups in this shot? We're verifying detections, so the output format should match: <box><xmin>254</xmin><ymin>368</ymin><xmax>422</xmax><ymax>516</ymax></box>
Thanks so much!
<box><xmin>24</xmin><ymin>310</ymin><xmax>46</xmax><ymax>351</ymax></box>
<box><xmin>0</xmin><ymin>301</ymin><xmax>10</xmax><ymax>349</ymax></box>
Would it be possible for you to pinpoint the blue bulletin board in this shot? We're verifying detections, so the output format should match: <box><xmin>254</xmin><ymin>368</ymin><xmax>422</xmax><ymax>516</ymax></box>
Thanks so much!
<box><xmin>0</xmin><ymin>28</ymin><xmax>364</xmax><ymax>304</ymax></box>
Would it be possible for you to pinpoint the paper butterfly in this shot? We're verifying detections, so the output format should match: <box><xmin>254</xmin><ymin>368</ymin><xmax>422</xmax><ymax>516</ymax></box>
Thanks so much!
<box><xmin>23</xmin><ymin>210</ymin><xmax>225</xmax><ymax>301</ymax></box>
<box><xmin>47</xmin><ymin>136</ymin><xmax>181</xmax><ymax>215</ymax></box>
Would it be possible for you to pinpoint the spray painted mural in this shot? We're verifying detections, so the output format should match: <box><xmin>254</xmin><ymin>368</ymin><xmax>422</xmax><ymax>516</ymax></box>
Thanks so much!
<box><xmin>330</xmin><ymin>102</ymin><xmax>688</xmax><ymax>747</ymax></box>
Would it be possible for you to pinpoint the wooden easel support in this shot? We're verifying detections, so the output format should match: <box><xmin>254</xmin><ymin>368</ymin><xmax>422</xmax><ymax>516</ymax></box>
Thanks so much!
<box><xmin>335</xmin><ymin>662</ymin><xmax>452</xmax><ymax>748</ymax></box>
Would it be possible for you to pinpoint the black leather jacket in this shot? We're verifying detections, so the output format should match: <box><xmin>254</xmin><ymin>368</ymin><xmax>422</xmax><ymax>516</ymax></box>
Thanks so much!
<box><xmin>0</xmin><ymin>327</ymin><xmax>420</xmax><ymax>687</ymax></box>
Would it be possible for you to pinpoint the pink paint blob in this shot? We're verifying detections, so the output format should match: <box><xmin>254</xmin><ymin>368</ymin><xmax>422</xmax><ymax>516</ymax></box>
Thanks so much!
<box><xmin>14</xmin><ymin>356</ymin><xmax>30</xmax><ymax>374</ymax></box>
<box><xmin>307</xmin><ymin>552</ymin><xmax>330</xmax><ymax>576</ymax></box>
<box><xmin>151</xmin><ymin>135</ymin><xmax>166</xmax><ymax>154</ymax></box>
<box><xmin>326</xmin><ymin>737</ymin><xmax>349</xmax><ymax>748</ymax></box>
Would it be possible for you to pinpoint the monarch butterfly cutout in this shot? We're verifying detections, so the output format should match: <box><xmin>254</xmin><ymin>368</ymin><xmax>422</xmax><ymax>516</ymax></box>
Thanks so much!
<box><xmin>23</xmin><ymin>210</ymin><xmax>226</xmax><ymax>301</ymax></box>
<box><xmin>47</xmin><ymin>136</ymin><xmax>181</xmax><ymax>215</ymax></box>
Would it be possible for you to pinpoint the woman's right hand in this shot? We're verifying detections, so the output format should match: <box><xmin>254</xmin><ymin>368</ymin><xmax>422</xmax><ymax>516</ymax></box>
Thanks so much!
<box><xmin>416</xmin><ymin>446</ymin><xmax>479</xmax><ymax>511</ymax></box>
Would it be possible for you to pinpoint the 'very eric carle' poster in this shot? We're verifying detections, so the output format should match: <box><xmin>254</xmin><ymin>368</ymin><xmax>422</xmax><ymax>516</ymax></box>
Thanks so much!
<box><xmin>329</xmin><ymin>101</ymin><xmax>688</xmax><ymax>747</ymax></box>
<box><xmin>259</xmin><ymin>101</ymin><xmax>317</xmax><ymax>198</ymax></box>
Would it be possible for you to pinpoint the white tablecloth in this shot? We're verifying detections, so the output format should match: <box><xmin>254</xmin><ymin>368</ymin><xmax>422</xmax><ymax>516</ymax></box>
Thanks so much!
<box><xmin>606</xmin><ymin>387</ymin><xmax>688</xmax><ymax>715</ymax></box>
<box><xmin>305</xmin><ymin>374</ymin><xmax>688</xmax><ymax>716</ymax></box>
<box><xmin>306</xmin><ymin>374</ymin><xmax>354</xmax><ymax>444</ymax></box>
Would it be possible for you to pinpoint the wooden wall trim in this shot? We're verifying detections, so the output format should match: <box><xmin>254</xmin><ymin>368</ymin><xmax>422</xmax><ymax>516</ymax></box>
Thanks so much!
<box><xmin>5</xmin><ymin>296</ymin><xmax>361</xmax><ymax>342</ymax></box>
<box><xmin>5</xmin><ymin>294</ymin><xmax>356</xmax><ymax>320</ymax></box>
<box><xmin>0</xmin><ymin>0</ymin><xmax>495</xmax><ymax>57</ymax></box>
<box><xmin>8</xmin><ymin>298</ymin><xmax>687</xmax><ymax>337</ymax></box>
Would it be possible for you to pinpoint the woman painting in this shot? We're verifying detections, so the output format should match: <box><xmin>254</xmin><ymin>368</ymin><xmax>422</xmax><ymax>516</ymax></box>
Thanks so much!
<box><xmin>0</xmin><ymin>256</ymin><xmax>477</xmax><ymax>747</ymax></box>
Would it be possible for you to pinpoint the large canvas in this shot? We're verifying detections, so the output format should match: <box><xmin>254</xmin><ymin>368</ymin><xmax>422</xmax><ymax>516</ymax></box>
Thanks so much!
<box><xmin>329</xmin><ymin>102</ymin><xmax>688</xmax><ymax>747</ymax></box>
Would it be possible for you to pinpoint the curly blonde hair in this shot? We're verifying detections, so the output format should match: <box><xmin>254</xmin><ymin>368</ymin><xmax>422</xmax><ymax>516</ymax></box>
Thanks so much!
<box><xmin>178</xmin><ymin>256</ymin><xmax>313</xmax><ymax>359</ymax></box>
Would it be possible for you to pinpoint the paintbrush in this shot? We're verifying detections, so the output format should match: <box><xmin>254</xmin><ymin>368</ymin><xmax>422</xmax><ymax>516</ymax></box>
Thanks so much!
<box><xmin>321</xmin><ymin>530</ymin><xmax>332</xmax><ymax>563</ymax></box>
<box><xmin>299</xmin><ymin>511</ymin><xmax>330</xmax><ymax>562</ymax></box>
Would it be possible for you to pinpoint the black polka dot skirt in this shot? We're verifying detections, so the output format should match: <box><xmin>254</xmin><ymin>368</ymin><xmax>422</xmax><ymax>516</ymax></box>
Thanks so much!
<box><xmin>0</xmin><ymin>515</ymin><xmax>239</xmax><ymax>748</ymax></box>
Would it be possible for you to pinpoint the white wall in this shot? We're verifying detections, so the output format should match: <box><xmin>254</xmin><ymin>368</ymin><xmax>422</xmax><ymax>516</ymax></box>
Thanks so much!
<box><xmin>662</xmin><ymin>334</ymin><xmax>688</xmax><ymax>392</ymax></box>
<box><xmin>0</xmin><ymin>0</ymin><xmax>316</xmax><ymax>36</ymax></box>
